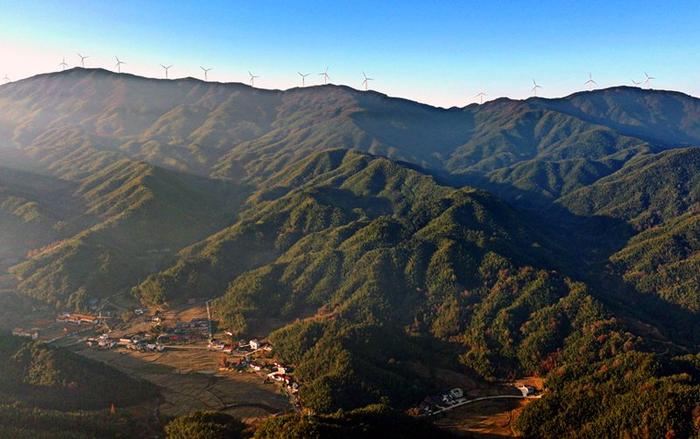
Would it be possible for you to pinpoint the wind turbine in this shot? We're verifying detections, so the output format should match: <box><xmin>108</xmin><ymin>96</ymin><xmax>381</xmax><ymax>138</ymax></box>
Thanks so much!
<box><xmin>2</xmin><ymin>74</ymin><xmax>10</xmax><ymax>83</ymax></box>
<box><xmin>631</xmin><ymin>79</ymin><xmax>642</xmax><ymax>87</ymax></box>
<box><xmin>59</xmin><ymin>57</ymin><xmax>69</xmax><ymax>71</ymax></box>
<box><xmin>200</xmin><ymin>66</ymin><xmax>212</xmax><ymax>81</ymax></box>
<box><xmin>584</xmin><ymin>72</ymin><xmax>597</xmax><ymax>90</ymax></box>
<box><xmin>298</xmin><ymin>72</ymin><xmax>310</xmax><ymax>87</ymax></box>
<box><xmin>362</xmin><ymin>72</ymin><xmax>374</xmax><ymax>91</ymax></box>
<box><xmin>475</xmin><ymin>91</ymin><xmax>487</xmax><ymax>104</ymax></box>
<box><xmin>643</xmin><ymin>72</ymin><xmax>655</xmax><ymax>88</ymax></box>
<box><xmin>531</xmin><ymin>79</ymin><xmax>542</xmax><ymax>97</ymax></box>
<box><xmin>77</xmin><ymin>53</ymin><xmax>89</xmax><ymax>68</ymax></box>
<box><xmin>248</xmin><ymin>71</ymin><xmax>259</xmax><ymax>87</ymax></box>
<box><xmin>319</xmin><ymin>66</ymin><xmax>330</xmax><ymax>84</ymax></box>
<box><xmin>114</xmin><ymin>57</ymin><xmax>125</xmax><ymax>73</ymax></box>
<box><xmin>160</xmin><ymin>64</ymin><xmax>173</xmax><ymax>79</ymax></box>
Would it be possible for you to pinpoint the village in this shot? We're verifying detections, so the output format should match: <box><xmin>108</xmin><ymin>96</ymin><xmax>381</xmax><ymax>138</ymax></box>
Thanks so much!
<box><xmin>11</xmin><ymin>302</ymin><xmax>302</xmax><ymax>411</ymax></box>
<box><xmin>9</xmin><ymin>301</ymin><xmax>542</xmax><ymax>433</ymax></box>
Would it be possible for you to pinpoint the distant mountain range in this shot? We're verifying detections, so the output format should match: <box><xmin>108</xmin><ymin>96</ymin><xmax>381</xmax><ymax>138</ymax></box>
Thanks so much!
<box><xmin>0</xmin><ymin>68</ymin><xmax>699</xmax><ymax>437</ymax></box>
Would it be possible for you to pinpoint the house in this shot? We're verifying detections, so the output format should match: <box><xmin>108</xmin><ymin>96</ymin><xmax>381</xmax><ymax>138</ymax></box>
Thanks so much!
<box><xmin>517</xmin><ymin>385</ymin><xmax>536</xmax><ymax>397</ymax></box>
<box><xmin>145</xmin><ymin>343</ymin><xmax>165</xmax><ymax>352</ymax></box>
<box><xmin>57</xmin><ymin>312</ymin><xmax>109</xmax><ymax>325</ymax></box>
<box><xmin>449</xmin><ymin>388</ymin><xmax>464</xmax><ymax>399</ymax></box>
<box><xmin>249</xmin><ymin>339</ymin><xmax>260</xmax><ymax>350</ymax></box>
<box><xmin>208</xmin><ymin>339</ymin><xmax>226</xmax><ymax>351</ymax></box>
<box><xmin>12</xmin><ymin>328</ymin><xmax>39</xmax><ymax>340</ymax></box>
<box><xmin>267</xmin><ymin>372</ymin><xmax>293</xmax><ymax>385</ymax></box>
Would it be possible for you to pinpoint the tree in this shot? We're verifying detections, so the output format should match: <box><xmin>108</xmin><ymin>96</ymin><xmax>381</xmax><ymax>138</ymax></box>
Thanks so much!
<box><xmin>165</xmin><ymin>411</ymin><xmax>246</xmax><ymax>439</ymax></box>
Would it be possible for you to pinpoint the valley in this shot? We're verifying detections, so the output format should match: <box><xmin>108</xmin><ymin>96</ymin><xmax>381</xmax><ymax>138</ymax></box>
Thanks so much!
<box><xmin>0</xmin><ymin>68</ymin><xmax>699</xmax><ymax>438</ymax></box>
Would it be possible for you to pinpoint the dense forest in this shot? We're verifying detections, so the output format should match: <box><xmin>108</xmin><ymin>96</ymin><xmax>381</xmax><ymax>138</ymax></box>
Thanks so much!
<box><xmin>0</xmin><ymin>69</ymin><xmax>699</xmax><ymax>436</ymax></box>
<box><xmin>0</xmin><ymin>332</ymin><xmax>158</xmax><ymax>438</ymax></box>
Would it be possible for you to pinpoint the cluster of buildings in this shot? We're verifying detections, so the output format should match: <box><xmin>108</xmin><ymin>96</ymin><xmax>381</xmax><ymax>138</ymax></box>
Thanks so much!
<box><xmin>85</xmin><ymin>332</ymin><xmax>166</xmax><ymax>352</ymax></box>
<box><xmin>418</xmin><ymin>388</ymin><xmax>468</xmax><ymax>415</ymax></box>
<box><xmin>209</xmin><ymin>338</ymin><xmax>272</xmax><ymax>355</ymax></box>
<box><xmin>86</xmin><ymin>333</ymin><xmax>117</xmax><ymax>349</ymax></box>
<box><xmin>217</xmin><ymin>352</ymin><xmax>300</xmax><ymax>395</ymax></box>
<box><xmin>120</xmin><ymin>333</ymin><xmax>166</xmax><ymax>352</ymax></box>
<box><xmin>266</xmin><ymin>362</ymin><xmax>299</xmax><ymax>394</ymax></box>
<box><xmin>57</xmin><ymin>312</ymin><xmax>109</xmax><ymax>325</ymax></box>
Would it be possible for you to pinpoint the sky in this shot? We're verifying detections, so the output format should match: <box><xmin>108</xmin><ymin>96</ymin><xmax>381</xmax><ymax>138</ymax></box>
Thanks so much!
<box><xmin>0</xmin><ymin>0</ymin><xmax>699</xmax><ymax>107</ymax></box>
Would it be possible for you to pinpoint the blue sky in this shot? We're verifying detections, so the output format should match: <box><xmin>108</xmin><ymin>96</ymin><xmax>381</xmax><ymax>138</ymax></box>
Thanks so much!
<box><xmin>1</xmin><ymin>0</ymin><xmax>698</xmax><ymax>107</ymax></box>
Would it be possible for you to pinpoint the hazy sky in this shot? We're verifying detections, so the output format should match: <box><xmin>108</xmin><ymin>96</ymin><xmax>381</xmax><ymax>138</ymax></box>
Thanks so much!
<box><xmin>1</xmin><ymin>0</ymin><xmax>699</xmax><ymax>107</ymax></box>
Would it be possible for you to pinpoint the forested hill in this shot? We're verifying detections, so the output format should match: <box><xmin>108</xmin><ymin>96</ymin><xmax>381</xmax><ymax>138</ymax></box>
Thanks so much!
<box><xmin>0</xmin><ymin>69</ymin><xmax>699</xmax><ymax>436</ymax></box>
<box><xmin>1</xmin><ymin>69</ymin><xmax>698</xmax><ymax>191</ymax></box>
<box><xmin>0</xmin><ymin>332</ymin><xmax>158</xmax><ymax>438</ymax></box>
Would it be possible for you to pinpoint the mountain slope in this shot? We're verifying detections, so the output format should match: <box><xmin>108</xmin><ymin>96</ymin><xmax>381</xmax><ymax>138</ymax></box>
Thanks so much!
<box><xmin>3</xmin><ymin>69</ymin><xmax>698</xmax><ymax>205</ymax></box>
<box><xmin>0</xmin><ymin>332</ymin><xmax>157</xmax><ymax>438</ymax></box>
<box><xmin>132</xmin><ymin>150</ymin><xmax>696</xmax><ymax>420</ymax></box>
<box><xmin>0</xmin><ymin>167</ymin><xmax>84</xmax><ymax>270</ymax></box>
<box><xmin>611</xmin><ymin>211</ymin><xmax>700</xmax><ymax>312</ymax></box>
<box><xmin>9</xmin><ymin>158</ymin><xmax>245</xmax><ymax>309</ymax></box>
<box><xmin>560</xmin><ymin>147</ymin><xmax>700</xmax><ymax>229</ymax></box>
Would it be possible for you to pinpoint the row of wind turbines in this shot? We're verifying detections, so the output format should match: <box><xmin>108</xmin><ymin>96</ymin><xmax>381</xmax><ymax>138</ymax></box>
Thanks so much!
<box><xmin>5</xmin><ymin>53</ymin><xmax>658</xmax><ymax>103</ymax></box>
<box><xmin>55</xmin><ymin>53</ymin><xmax>363</xmax><ymax>90</ymax></box>
<box><xmin>526</xmin><ymin>72</ymin><xmax>655</xmax><ymax>98</ymax></box>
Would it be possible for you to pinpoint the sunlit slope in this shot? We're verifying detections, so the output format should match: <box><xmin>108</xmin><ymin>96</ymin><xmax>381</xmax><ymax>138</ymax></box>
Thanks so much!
<box><xmin>10</xmin><ymin>158</ymin><xmax>245</xmax><ymax>309</ymax></box>
<box><xmin>2</xmin><ymin>69</ymin><xmax>699</xmax><ymax>203</ymax></box>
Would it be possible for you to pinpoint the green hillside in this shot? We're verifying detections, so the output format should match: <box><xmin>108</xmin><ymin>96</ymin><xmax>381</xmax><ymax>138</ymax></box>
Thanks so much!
<box><xmin>3</xmin><ymin>69</ymin><xmax>698</xmax><ymax>203</ymax></box>
<box><xmin>10</xmin><ymin>158</ymin><xmax>246</xmax><ymax>310</ymax></box>
<box><xmin>0</xmin><ymin>332</ymin><xmax>157</xmax><ymax>438</ymax></box>
<box><xmin>560</xmin><ymin>147</ymin><xmax>700</xmax><ymax>229</ymax></box>
<box><xmin>134</xmin><ymin>150</ymin><xmax>699</xmax><ymax>428</ymax></box>
<box><xmin>611</xmin><ymin>211</ymin><xmax>700</xmax><ymax>312</ymax></box>
<box><xmin>0</xmin><ymin>166</ymin><xmax>86</xmax><ymax>270</ymax></box>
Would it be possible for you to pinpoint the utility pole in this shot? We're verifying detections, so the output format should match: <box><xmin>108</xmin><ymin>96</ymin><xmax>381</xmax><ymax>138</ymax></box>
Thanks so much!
<box><xmin>205</xmin><ymin>299</ymin><xmax>213</xmax><ymax>341</ymax></box>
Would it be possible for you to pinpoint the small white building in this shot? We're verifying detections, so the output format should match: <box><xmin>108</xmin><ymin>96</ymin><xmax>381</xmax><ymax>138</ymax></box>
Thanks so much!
<box><xmin>449</xmin><ymin>388</ymin><xmax>464</xmax><ymax>399</ymax></box>
<box><xmin>517</xmin><ymin>385</ymin><xmax>536</xmax><ymax>396</ymax></box>
<box><xmin>249</xmin><ymin>339</ymin><xmax>260</xmax><ymax>350</ymax></box>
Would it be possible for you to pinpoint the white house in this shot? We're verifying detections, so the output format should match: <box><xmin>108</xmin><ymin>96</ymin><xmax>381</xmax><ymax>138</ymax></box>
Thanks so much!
<box><xmin>517</xmin><ymin>385</ymin><xmax>536</xmax><ymax>396</ymax></box>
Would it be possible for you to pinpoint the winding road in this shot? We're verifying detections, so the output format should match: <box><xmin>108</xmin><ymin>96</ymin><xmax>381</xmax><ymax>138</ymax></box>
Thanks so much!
<box><xmin>423</xmin><ymin>394</ymin><xmax>542</xmax><ymax>417</ymax></box>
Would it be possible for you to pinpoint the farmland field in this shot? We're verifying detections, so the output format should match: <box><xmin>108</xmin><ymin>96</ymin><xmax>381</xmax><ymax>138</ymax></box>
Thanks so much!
<box><xmin>77</xmin><ymin>346</ymin><xmax>291</xmax><ymax>419</ymax></box>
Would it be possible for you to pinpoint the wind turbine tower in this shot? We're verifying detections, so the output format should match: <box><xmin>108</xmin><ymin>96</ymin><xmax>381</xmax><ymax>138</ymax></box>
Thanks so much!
<box><xmin>77</xmin><ymin>53</ymin><xmax>89</xmax><ymax>68</ymax></box>
<box><xmin>531</xmin><ymin>79</ymin><xmax>542</xmax><ymax>97</ymax></box>
<box><xmin>160</xmin><ymin>64</ymin><xmax>173</xmax><ymax>79</ymax></box>
<box><xmin>200</xmin><ymin>66</ymin><xmax>212</xmax><ymax>81</ymax></box>
<box><xmin>643</xmin><ymin>72</ymin><xmax>655</xmax><ymax>88</ymax></box>
<box><xmin>249</xmin><ymin>71</ymin><xmax>259</xmax><ymax>87</ymax></box>
<box><xmin>584</xmin><ymin>72</ymin><xmax>597</xmax><ymax>90</ymax></box>
<box><xmin>362</xmin><ymin>72</ymin><xmax>374</xmax><ymax>91</ymax></box>
<box><xmin>298</xmin><ymin>72</ymin><xmax>310</xmax><ymax>87</ymax></box>
<box><xmin>114</xmin><ymin>57</ymin><xmax>125</xmax><ymax>73</ymax></box>
<box><xmin>2</xmin><ymin>74</ymin><xmax>10</xmax><ymax>83</ymax></box>
<box><xmin>475</xmin><ymin>92</ymin><xmax>487</xmax><ymax>104</ymax></box>
<box><xmin>319</xmin><ymin>67</ymin><xmax>330</xmax><ymax>84</ymax></box>
<box><xmin>59</xmin><ymin>57</ymin><xmax>69</xmax><ymax>71</ymax></box>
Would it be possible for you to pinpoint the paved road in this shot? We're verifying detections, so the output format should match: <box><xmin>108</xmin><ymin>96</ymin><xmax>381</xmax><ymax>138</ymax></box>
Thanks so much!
<box><xmin>423</xmin><ymin>394</ymin><xmax>542</xmax><ymax>416</ymax></box>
